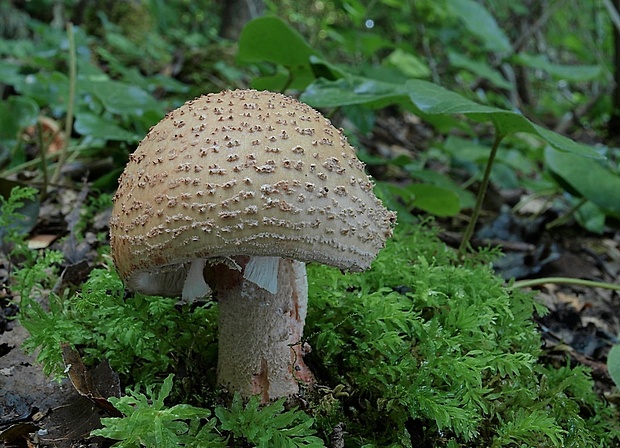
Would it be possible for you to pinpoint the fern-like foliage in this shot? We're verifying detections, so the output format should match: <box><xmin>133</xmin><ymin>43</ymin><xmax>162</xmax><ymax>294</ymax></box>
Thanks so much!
<box><xmin>94</xmin><ymin>375</ymin><xmax>325</xmax><ymax>448</ymax></box>
<box><xmin>93</xmin><ymin>375</ymin><xmax>227</xmax><ymax>447</ymax></box>
<box><xmin>306</xmin><ymin>224</ymin><xmax>620</xmax><ymax>447</ymax></box>
<box><xmin>215</xmin><ymin>394</ymin><xmax>324</xmax><ymax>447</ymax></box>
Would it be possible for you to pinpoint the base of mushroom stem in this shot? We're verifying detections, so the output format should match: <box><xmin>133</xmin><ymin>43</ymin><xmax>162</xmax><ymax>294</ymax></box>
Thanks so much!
<box><xmin>209</xmin><ymin>256</ymin><xmax>315</xmax><ymax>402</ymax></box>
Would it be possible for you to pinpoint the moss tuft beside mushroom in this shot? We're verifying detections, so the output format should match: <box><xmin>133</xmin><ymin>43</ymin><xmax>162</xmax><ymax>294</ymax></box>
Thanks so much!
<box><xmin>110</xmin><ymin>89</ymin><xmax>395</xmax><ymax>401</ymax></box>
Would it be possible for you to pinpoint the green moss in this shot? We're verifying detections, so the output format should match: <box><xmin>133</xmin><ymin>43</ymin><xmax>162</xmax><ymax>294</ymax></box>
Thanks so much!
<box><xmin>7</xmin><ymin>178</ymin><xmax>616</xmax><ymax>447</ymax></box>
<box><xmin>305</xmin><ymin>223</ymin><xmax>619</xmax><ymax>446</ymax></box>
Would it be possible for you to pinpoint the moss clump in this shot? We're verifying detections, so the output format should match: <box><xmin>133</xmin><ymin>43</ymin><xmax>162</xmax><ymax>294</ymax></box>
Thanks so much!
<box><xmin>306</xmin><ymin>223</ymin><xmax>619</xmax><ymax>447</ymax></box>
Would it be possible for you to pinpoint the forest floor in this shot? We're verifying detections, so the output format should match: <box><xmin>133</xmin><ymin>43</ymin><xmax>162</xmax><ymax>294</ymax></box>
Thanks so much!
<box><xmin>1</xmin><ymin>116</ymin><xmax>619</xmax><ymax>447</ymax></box>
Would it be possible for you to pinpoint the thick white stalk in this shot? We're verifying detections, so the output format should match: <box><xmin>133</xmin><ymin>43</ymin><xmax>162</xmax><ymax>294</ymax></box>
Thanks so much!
<box><xmin>214</xmin><ymin>257</ymin><xmax>314</xmax><ymax>401</ymax></box>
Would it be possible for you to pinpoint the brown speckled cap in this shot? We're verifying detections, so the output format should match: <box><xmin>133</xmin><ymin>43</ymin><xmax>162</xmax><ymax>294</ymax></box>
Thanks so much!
<box><xmin>110</xmin><ymin>89</ymin><xmax>396</xmax><ymax>296</ymax></box>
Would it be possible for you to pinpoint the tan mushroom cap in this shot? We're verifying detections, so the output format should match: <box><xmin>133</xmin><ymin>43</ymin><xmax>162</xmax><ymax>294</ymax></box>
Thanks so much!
<box><xmin>110</xmin><ymin>89</ymin><xmax>396</xmax><ymax>296</ymax></box>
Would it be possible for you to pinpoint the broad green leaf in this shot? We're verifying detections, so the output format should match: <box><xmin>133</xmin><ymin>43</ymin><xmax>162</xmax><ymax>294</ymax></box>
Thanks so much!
<box><xmin>375</xmin><ymin>182</ymin><xmax>416</xmax><ymax>224</ymax></box>
<box><xmin>251</xmin><ymin>71</ymin><xmax>307</xmax><ymax>93</ymax></box>
<box><xmin>74</xmin><ymin>112</ymin><xmax>139</xmax><ymax>142</ymax></box>
<box><xmin>106</xmin><ymin>32</ymin><xmax>144</xmax><ymax>59</ymax></box>
<box><xmin>449</xmin><ymin>0</ymin><xmax>512</xmax><ymax>54</ymax></box>
<box><xmin>545</xmin><ymin>147</ymin><xmax>620</xmax><ymax>218</ymax></box>
<box><xmin>386</xmin><ymin>183</ymin><xmax>461</xmax><ymax>217</ymax></box>
<box><xmin>386</xmin><ymin>48</ymin><xmax>431</xmax><ymax>78</ymax></box>
<box><xmin>406</xmin><ymin>79</ymin><xmax>601</xmax><ymax>158</ymax></box>
<box><xmin>120</xmin><ymin>67</ymin><xmax>190</xmax><ymax>94</ymax></box>
<box><xmin>342</xmin><ymin>104</ymin><xmax>376</xmax><ymax>134</ymax></box>
<box><xmin>15</xmin><ymin>71</ymin><xmax>70</xmax><ymax>114</ymax></box>
<box><xmin>0</xmin><ymin>61</ymin><xmax>24</xmax><ymax>87</ymax></box>
<box><xmin>448</xmin><ymin>52</ymin><xmax>512</xmax><ymax>89</ymax></box>
<box><xmin>91</xmin><ymin>80</ymin><xmax>161</xmax><ymax>116</ymax></box>
<box><xmin>443</xmin><ymin>136</ymin><xmax>535</xmax><ymax>180</ymax></box>
<box><xmin>608</xmin><ymin>345</ymin><xmax>620</xmax><ymax>389</ymax></box>
<box><xmin>309</xmin><ymin>55</ymin><xmax>349</xmax><ymax>80</ymax></box>
<box><xmin>406</xmin><ymin>184</ymin><xmax>461</xmax><ymax>217</ymax></box>
<box><xmin>408</xmin><ymin>169</ymin><xmax>476</xmax><ymax>209</ymax></box>
<box><xmin>237</xmin><ymin>16</ymin><xmax>318</xmax><ymax>90</ymax></box>
<box><xmin>514</xmin><ymin>53</ymin><xmax>602</xmax><ymax>82</ymax></box>
<box><xmin>301</xmin><ymin>77</ymin><xmax>409</xmax><ymax>109</ymax></box>
<box><xmin>337</xmin><ymin>29</ymin><xmax>395</xmax><ymax>58</ymax></box>
<box><xmin>0</xmin><ymin>96</ymin><xmax>39</xmax><ymax>140</ymax></box>
<box><xmin>302</xmin><ymin>76</ymin><xmax>462</xmax><ymax>132</ymax></box>
<box><xmin>575</xmin><ymin>200</ymin><xmax>606</xmax><ymax>234</ymax></box>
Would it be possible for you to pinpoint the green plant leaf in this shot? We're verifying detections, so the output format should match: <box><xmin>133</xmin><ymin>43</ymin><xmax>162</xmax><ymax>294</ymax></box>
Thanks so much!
<box><xmin>0</xmin><ymin>96</ymin><xmax>39</xmax><ymax>140</ymax></box>
<box><xmin>14</xmin><ymin>72</ymin><xmax>70</xmax><ymax>114</ymax></box>
<box><xmin>237</xmin><ymin>16</ymin><xmax>319</xmax><ymax>90</ymax></box>
<box><xmin>215</xmin><ymin>394</ymin><xmax>324</xmax><ymax>447</ymax></box>
<box><xmin>385</xmin><ymin>183</ymin><xmax>461</xmax><ymax>217</ymax></box>
<box><xmin>301</xmin><ymin>76</ymin><xmax>409</xmax><ymax>108</ymax></box>
<box><xmin>337</xmin><ymin>29</ymin><xmax>395</xmax><ymax>57</ymax></box>
<box><xmin>0</xmin><ymin>61</ymin><xmax>24</xmax><ymax>87</ymax></box>
<box><xmin>544</xmin><ymin>146</ymin><xmax>620</xmax><ymax>218</ymax></box>
<box><xmin>408</xmin><ymin>183</ymin><xmax>461</xmax><ymax>216</ymax></box>
<box><xmin>0</xmin><ymin>183</ymin><xmax>40</xmax><ymax>242</ymax></box>
<box><xmin>408</xmin><ymin>168</ymin><xmax>476</xmax><ymax>209</ymax></box>
<box><xmin>608</xmin><ymin>345</ymin><xmax>620</xmax><ymax>389</ymax></box>
<box><xmin>74</xmin><ymin>112</ymin><xmax>140</xmax><ymax>142</ymax></box>
<box><xmin>91</xmin><ymin>80</ymin><xmax>161</xmax><ymax>116</ymax></box>
<box><xmin>406</xmin><ymin>79</ymin><xmax>602</xmax><ymax>158</ymax></box>
<box><xmin>92</xmin><ymin>375</ymin><xmax>225</xmax><ymax>447</ymax></box>
<box><xmin>448</xmin><ymin>52</ymin><xmax>512</xmax><ymax>89</ymax></box>
<box><xmin>514</xmin><ymin>53</ymin><xmax>602</xmax><ymax>82</ymax></box>
<box><xmin>575</xmin><ymin>200</ymin><xmax>606</xmax><ymax>234</ymax></box>
<box><xmin>449</xmin><ymin>0</ymin><xmax>512</xmax><ymax>54</ymax></box>
<box><xmin>385</xmin><ymin>48</ymin><xmax>431</xmax><ymax>78</ymax></box>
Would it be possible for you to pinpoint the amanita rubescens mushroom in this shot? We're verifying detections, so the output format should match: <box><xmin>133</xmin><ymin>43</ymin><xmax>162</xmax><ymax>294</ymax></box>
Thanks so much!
<box><xmin>110</xmin><ymin>89</ymin><xmax>395</xmax><ymax>401</ymax></box>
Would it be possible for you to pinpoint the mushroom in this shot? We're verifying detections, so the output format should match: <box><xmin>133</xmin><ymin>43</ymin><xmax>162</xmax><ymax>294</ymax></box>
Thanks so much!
<box><xmin>109</xmin><ymin>89</ymin><xmax>396</xmax><ymax>401</ymax></box>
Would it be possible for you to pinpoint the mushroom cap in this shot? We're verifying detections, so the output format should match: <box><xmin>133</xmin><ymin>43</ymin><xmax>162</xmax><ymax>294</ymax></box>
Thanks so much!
<box><xmin>110</xmin><ymin>89</ymin><xmax>396</xmax><ymax>296</ymax></box>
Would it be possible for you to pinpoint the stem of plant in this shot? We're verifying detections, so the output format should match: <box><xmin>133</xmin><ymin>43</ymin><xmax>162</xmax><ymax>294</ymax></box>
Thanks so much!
<box><xmin>544</xmin><ymin>197</ymin><xmax>587</xmax><ymax>230</ymax></box>
<box><xmin>458</xmin><ymin>132</ymin><xmax>505</xmax><ymax>257</ymax></box>
<box><xmin>51</xmin><ymin>22</ymin><xmax>76</xmax><ymax>185</ymax></box>
<box><xmin>36</xmin><ymin>121</ymin><xmax>49</xmax><ymax>200</ymax></box>
<box><xmin>512</xmin><ymin>277</ymin><xmax>620</xmax><ymax>291</ymax></box>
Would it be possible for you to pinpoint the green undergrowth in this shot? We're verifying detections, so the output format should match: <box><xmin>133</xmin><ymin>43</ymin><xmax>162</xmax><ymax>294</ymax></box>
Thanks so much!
<box><xmin>4</xmin><ymin>187</ymin><xmax>618</xmax><ymax>447</ymax></box>
<box><xmin>306</xmin><ymin>226</ymin><xmax>619</xmax><ymax>446</ymax></box>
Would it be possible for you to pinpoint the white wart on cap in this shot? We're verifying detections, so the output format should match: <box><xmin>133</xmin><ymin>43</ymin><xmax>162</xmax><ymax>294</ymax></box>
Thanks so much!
<box><xmin>110</xmin><ymin>89</ymin><xmax>396</xmax><ymax>297</ymax></box>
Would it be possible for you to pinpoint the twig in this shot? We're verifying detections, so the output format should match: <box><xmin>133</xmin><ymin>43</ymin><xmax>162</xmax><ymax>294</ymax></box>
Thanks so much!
<box><xmin>458</xmin><ymin>132</ymin><xmax>504</xmax><ymax>257</ymax></box>
<box><xmin>512</xmin><ymin>0</ymin><xmax>566</xmax><ymax>53</ymax></box>
<box><xmin>512</xmin><ymin>277</ymin><xmax>620</xmax><ymax>291</ymax></box>
<box><xmin>36</xmin><ymin>120</ymin><xmax>49</xmax><ymax>200</ymax></box>
<box><xmin>51</xmin><ymin>22</ymin><xmax>76</xmax><ymax>184</ymax></box>
<box><xmin>544</xmin><ymin>197</ymin><xmax>587</xmax><ymax>230</ymax></box>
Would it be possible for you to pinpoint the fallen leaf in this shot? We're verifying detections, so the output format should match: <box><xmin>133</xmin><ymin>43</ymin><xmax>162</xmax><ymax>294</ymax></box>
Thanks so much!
<box><xmin>27</xmin><ymin>234</ymin><xmax>59</xmax><ymax>250</ymax></box>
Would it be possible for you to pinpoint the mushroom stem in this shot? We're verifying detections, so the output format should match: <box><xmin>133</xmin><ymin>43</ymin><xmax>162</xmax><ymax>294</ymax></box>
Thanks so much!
<box><xmin>210</xmin><ymin>257</ymin><xmax>314</xmax><ymax>402</ymax></box>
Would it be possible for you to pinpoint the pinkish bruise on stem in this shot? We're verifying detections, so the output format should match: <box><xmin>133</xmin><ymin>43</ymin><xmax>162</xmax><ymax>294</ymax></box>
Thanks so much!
<box><xmin>204</xmin><ymin>256</ymin><xmax>314</xmax><ymax>402</ymax></box>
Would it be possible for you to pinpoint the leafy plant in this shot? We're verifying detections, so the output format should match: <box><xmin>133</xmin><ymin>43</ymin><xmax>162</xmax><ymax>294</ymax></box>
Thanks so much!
<box><xmin>607</xmin><ymin>345</ymin><xmax>620</xmax><ymax>390</ymax></box>
<box><xmin>93</xmin><ymin>374</ymin><xmax>226</xmax><ymax>447</ymax></box>
<box><xmin>19</xmin><ymin>262</ymin><xmax>219</xmax><ymax>385</ymax></box>
<box><xmin>94</xmin><ymin>374</ymin><xmax>324</xmax><ymax>448</ymax></box>
<box><xmin>215</xmin><ymin>393</ymin><xmax>324</xmax><ymax>447</ymax></box>
<box><xmin>0</xmin><ymin>14</ymin><xmax>189</xmax><ymax>192</ymax></box>
<box><xmin>237</xmin><ymin>15</ymin><xmax>610</xmax><ymax>246</ymax></box>
<box><xmin>0</xmin><ymin>184</ymin><xmax>39</xmax><ymax>255</ymax></box>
